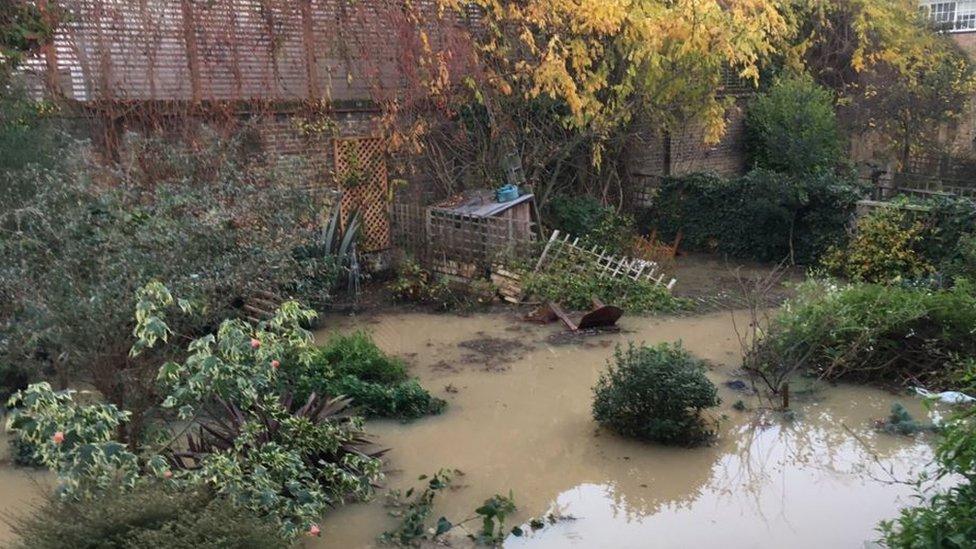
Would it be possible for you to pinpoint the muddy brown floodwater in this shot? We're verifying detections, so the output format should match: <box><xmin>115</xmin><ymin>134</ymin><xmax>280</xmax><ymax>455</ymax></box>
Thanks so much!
<box><xmin>312</xmin><ymin>310</ymin><xmax>944</xmax><ymax>549</ymax></box>
<box><xmin>0</xmin><ymin>310</ymin><xmax>945</xmax><ymax>548</ymax></box>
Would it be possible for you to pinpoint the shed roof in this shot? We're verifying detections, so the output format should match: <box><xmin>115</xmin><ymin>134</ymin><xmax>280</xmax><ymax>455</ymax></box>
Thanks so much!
<box><xmin>431</xmin><ymin>189</ymin><xmax>534</xmax><ymax>218</ymax></box>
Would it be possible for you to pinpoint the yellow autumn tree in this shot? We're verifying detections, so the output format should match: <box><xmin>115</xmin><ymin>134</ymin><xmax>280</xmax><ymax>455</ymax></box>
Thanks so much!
<box><xmin>389</xmin><ymin>0</ymin><xmax>788</xmax><ymax>203</ymax></box>
<box><xmin>456</xmin><ymin>0</ymin><xmax>787</xmax><ymax>149</ymax></box>
<box><xmin>781</xmin><ymin>0</ymin><xmax>976</xmax><ymax>163</ymax></box>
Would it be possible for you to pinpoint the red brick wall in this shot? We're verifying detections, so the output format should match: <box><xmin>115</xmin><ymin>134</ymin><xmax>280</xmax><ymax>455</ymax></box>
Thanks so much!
<box><xmin>952</xmin><ymin>33</ymin><xmax>976</xmax><ymax>157</ymax></box>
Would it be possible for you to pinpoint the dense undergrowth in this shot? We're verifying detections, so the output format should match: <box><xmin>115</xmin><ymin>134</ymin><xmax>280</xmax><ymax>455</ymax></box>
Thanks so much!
<box><xmin>10</xmin><ymin>483</ymin><xmax>291</xmax><ymax>549</ymax></box>
<box><xmin>759</xmin><ymin>279</ymin><xmax>976</xmax><ymax>390</ymax></box>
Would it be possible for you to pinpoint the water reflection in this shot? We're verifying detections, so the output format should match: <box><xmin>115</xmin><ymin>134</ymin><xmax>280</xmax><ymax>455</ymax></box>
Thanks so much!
<box><xmin>507</xmin><ymin>406</ymin><xmax>937</xmax><ymax>549</ymax></box>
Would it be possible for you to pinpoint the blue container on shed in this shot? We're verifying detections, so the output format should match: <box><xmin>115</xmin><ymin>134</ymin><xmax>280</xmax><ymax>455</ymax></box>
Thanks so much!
<box><xmin>495</xmin><ymin>184</ymin><xmax>520</xmax><ymax>203</ymax></box>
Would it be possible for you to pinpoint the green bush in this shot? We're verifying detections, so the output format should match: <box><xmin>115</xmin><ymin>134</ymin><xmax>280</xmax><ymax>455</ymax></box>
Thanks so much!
<box><xmin>317</xmin><ymin>331</ymin><xmax>408</xmax><ymax>384</ymax></box>
<box><xmin>323</xmin><ymin>375</ymin><xmax>446</xmax><ymax>419</ymax></box>
<box><xmin>822</xmin><ymin>206</ymin><xmax>934</xmax><ymax>283</ymax></box>
<box><xmin>545</xmin><ymin>195</ymin><xmax>635</xmax><ymax>255</ymax></box>
<box><xmin>545</xmin><ymin>195</ymin><xmax>608</xmax><ymax>238</ymax></box>
<box><xmin>287</xmin><ymin>330</ymin><xmax>444</xmax><ymax>420</ymax></box>
<box><xmin>761</xmin><ymin>279</ymin><xmax>976</xmax><ymax>389</ymax></box>
<box><xmin>646</xmin><ymin>169</ymin><xmax>861</xmax><ymax>264</ymax></box>
<box><xmin>823</xmin><ymin>197</ymin><xmax>976</xmax><ymax>284</ymax></box>
<box><xmin>7</xmin><ymin>294</ymin><xmax>384</xmax><ymax>536</ymax></box>
<box><xmin>9</xmin><ymin>483</ymin><xmax>291</xmax><ymax>549</ymax></box>
<box><xmin>745</xmin><ymin>74</ymin><xmax>843</xmax><ymax>175</ymax></box>
<box><xmin>592</xmin><ymin>343</ymin><xmax>719</xmax><ymax>445</ymax></box>
<box><xmin>522</xmin><ymin>266</ymin><xmax>689</xmax><ymax>313</ymax></box>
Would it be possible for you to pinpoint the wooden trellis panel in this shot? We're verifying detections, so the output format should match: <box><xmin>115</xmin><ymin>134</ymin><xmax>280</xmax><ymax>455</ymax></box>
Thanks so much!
<box><xmin>333</xmin><ymin>137</ymin><xmax>390</xmax><ymax>252</ymax></box>
<box><xmin>534</xmin><ymin>230</ymin><xmax>677</xmax><ymax>290</ymax></box>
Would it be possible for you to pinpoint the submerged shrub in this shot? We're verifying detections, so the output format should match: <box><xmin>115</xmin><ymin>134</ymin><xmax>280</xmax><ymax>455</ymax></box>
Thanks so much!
<box><xmin>9</xmin><ymin>483</ymin><xmax>290</xmax><ymax>549</ymax></box>
<box><xmin>523</xmin><ymin>267</ymin><xmax>687</xmax><ymax>313</ymax></box>
<box><xmin>288</xmin><ymin>330</ymin><xmax>444</xmax><ymax>420</ymax></box>
<box><xmin>592</xmin><ymin>343</ymin><xmax>719</xmax><ymax>445</ymax></box>
<box><xmin>318</xmin><ymin>331</ymin><xmax>408</xmax><ymax>384</ymax></box>
<box><xmin>745</xmin><ymin>74</ymin><xmax>843</xmax><ymax>175</ymax></box>
<box><xmin>878</xmin><ymin>403</ymin><xmax>938</xmax><ymax>436</ymax></box>
<box><xmin>323</xmin><ymin>375</ymin><xmax>446</xmax><ymax>419</ymax></box>
<box><xmin>390</xmin><ymin>260</ymin><xmax>496</xmax><ymax>311</ymax></box>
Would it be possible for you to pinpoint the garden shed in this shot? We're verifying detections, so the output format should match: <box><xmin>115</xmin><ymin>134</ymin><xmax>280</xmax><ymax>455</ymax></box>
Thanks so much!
<box><xmin>403</xmin><ymin>189</ymin><xmax>541</xmax><ymax>278</ymax></box>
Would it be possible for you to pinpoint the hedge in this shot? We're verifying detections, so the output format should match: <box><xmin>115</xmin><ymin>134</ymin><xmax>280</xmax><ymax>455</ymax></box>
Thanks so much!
<box><xmin>644</xmin><ymin>169</ymin><xmax>863</xmax><ymax>264</ymax></box>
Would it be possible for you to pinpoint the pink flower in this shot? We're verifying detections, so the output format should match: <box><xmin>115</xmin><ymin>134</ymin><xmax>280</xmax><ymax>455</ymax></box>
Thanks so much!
<box><xmin>163</xmin><ymin>470</ymin><xmax>173</xmax><ymax>479</ymax></box>
<box><xmin>250</xmin><ymin>338</ymin><xmax>261</xmax><ymax>349</ymax></box>
<box><xmin>308</xmin><ymin>524</ymin><xmax>321</xmax><ymax>536</ymax></box>
<box><xmin>52</xmin><ymin>431</ymin><xmax>65</xmax><ymax>445</ymax></box>
<box><xmin>271</xmin><ymin>360</ymin><xmax>280</xmax><ymax>370</ymax></box>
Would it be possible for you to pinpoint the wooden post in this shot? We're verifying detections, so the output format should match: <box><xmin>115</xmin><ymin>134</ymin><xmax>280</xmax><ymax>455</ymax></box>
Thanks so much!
<box><xmin>534</xmin><ymin>230</ymin><xmax>559</xmax><ymax>272</ymax></box>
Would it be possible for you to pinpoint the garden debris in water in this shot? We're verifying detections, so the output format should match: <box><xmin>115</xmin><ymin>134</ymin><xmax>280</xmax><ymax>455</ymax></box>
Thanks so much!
<box><xmin>875</xmin><ymin>403</ymin><xmax>938</xmax><ymax>436</ymax></box>
<box><xmin>458</xmin><ymin>334</ymin><xmax>531</xmax><ymax>370</ymax></box>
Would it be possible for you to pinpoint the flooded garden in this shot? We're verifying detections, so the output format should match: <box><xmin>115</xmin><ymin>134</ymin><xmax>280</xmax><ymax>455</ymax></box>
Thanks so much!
<box><xmin>0</xmin><ymin>307</ymin><xmax>950</xmax><ymax>547</ymax></box>
<box><xmin>311</xmin><ymin>311</ymin><xmax>947</xmax><ymax>548</ymax></box>
<box><xmin>3</xmin><ymin>1</ymin><xmax>976</xmax><ymax>547</ymax></box>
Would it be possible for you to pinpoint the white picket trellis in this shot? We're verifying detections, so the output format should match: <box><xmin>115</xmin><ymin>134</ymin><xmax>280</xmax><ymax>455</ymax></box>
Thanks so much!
<box><xmin>533</xmin><ymin>230</ymin><xmax>677</xmax><ymax>290</ymax></box>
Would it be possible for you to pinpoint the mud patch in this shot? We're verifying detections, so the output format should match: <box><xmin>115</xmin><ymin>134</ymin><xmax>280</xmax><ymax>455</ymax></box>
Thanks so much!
<box><xmin>457</xmin><ymin>333</ymin><xmax>532</xmax><ymax>370</ymax></box>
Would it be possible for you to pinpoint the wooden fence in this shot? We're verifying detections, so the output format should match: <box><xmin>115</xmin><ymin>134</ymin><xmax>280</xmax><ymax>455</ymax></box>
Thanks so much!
<box><xmin>390</xmin><ymin>201</ymin><xmax>540</xmax><ymax>278</ymax></box>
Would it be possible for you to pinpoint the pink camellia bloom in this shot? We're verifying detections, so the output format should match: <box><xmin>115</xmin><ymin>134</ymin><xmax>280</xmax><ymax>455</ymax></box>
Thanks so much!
<box><xmin>308</xmin><ymin>524</ymin><xmax>321</xmax><ymax>536</ymax></box>
<box><xmin>250</xmin><ymin>338</ymin><xmax>261</xmax><ymax>349</ymax></box>
<box><xmin>52</xmin><ymin>431</ymin><xmax>65</xmax><ymax>444</ymax></box>
<box><xmin>271</xmin><ymin>360</ymin><xmax>280</xmax><ymax>370</ymax></box>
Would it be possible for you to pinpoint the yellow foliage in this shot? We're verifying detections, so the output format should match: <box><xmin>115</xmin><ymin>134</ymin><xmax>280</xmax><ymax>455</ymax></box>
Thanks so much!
<box><xmin>435</xmin><ymin>0</ymin><xmax>789</xmax><ymax>155</ymax></box>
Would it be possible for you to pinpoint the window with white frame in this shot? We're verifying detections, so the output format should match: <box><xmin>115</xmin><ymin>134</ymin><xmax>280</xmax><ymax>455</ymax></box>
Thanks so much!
<box><xmin>921</xmin><ymin>0</ymin><xmax>976</xmax><ymax>32</ymax></box>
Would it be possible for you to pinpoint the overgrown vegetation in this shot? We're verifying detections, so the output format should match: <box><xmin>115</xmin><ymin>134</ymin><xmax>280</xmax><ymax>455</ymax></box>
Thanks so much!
<box><xmin>9</xmin><ymin>483</ymin><xmax>291</xmax><ymax>549</ymax></box>
<box><xmin>523</xmin><ymin>266</ymin><xmax>688</xmax><ymax>314</ymax></box>
<box><xmin>6</xmin><ymin>288</ymin><xmax>384</xmax><ymax>538</ymax></box>
<box><xmin>746</xmin><ymin>74</ymin><xmax>843</xmax><ymax>175</ymax></box>
<box><xmin>544</xmin><ymin>195</ymin><xmax>636</xmax><ymax>255</ymax></box>
<box><xmin>390</xmin><ymin>260</ymin><xmax>496</xmax><ymax>311</ymax></box>
<box><xmin>823</xmin><ymin>206</ymin><xmax>934</xmax><ymax>283</ymax></box>
<box><xmin>824</xmin><ymin>198</ymin><xmax>976</xmax><ymax>285</ymax></box>
<box><xmin>0</xmin><ymin>132</ymin><xmax>343</xmax><ymax>412</ymax></box>
<box><xmin>647</xmin><ymin>169</ymin><xmax>862</xmax><ymax>264</ymax></box>
<box><xmin>754</xmin><ymin>279</ymin><xmax>976</xmax><ymax>390</ymax></box>
<box><xmin>592</xmin><ymin>343</ymin><xmax>719</xmax><ymax>446</ymax></box>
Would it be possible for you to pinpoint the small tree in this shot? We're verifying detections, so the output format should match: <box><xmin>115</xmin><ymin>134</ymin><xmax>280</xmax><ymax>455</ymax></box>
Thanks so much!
<box><xmin>592</xmin><ymin>343</ymin><xmax>719</xmax><ymax>446</ymax></box>
<box><xmin>746</xmin><ymin>74</ymin><xmax>842</xmax><ymax>174</ymax></box>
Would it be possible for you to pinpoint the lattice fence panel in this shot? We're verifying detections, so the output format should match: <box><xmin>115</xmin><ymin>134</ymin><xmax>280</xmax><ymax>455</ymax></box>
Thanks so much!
<box><xmin>333</xmin><ymin>137</ymin><xmax>390</xmax><ymax>252</ymax></box>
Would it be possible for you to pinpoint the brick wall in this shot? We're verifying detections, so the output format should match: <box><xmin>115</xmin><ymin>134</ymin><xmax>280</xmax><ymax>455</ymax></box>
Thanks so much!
<box><xmin>626</xmin><ymin>97</ymin><xmax>749</xmax><ymax>204</ymax></box>
<box><xmin>952</xmin><ymin>33</ymin><xmax>976</xmax><ymax>157</ymax></box>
